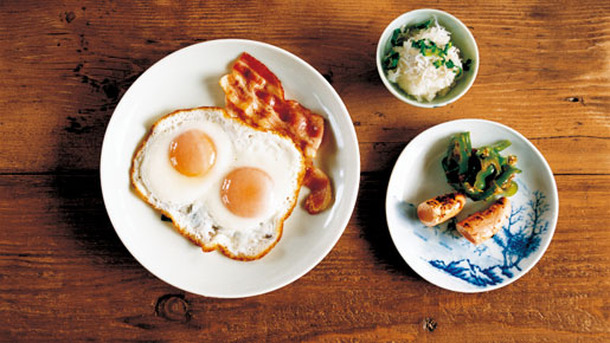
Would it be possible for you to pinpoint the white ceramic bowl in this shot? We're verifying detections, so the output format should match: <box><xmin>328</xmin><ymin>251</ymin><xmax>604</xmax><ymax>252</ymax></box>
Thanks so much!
<box><xmin>376</xmin><ymin>9</ymin><xmax>479</xmax><ymax>108</ymax></box>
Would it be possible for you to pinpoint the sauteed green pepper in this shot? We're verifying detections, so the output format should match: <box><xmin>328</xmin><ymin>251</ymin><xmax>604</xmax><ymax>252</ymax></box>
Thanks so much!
<box><xmin>441</xmin><ymin>132</ymin><xmax>521</xmax><ymax>201</ymax></box>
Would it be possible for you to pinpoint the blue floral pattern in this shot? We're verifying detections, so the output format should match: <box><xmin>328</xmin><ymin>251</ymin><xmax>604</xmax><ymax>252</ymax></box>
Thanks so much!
<box><xmin>425</xmin><ymin>190</ymin><xmax>550</xmax><ymax>287</ymax></box>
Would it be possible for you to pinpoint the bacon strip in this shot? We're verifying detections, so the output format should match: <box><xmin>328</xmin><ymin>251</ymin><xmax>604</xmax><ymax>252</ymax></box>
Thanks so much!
<box><xmin>220</xmin><ymin>52</ymin><xmax>333</xmax><ymax>214</ymax></box>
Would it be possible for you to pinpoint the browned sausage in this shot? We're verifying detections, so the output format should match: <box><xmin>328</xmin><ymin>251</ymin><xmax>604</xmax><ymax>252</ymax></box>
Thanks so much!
<box><xmin>417</xmin><ymin>192</ymin><xmax>467</xmax><ymax>227</ymax></box>
<box><xmin>456</xmin><ymin>197</ymin><xmax>511</xmax><ymax>244</ymax></box>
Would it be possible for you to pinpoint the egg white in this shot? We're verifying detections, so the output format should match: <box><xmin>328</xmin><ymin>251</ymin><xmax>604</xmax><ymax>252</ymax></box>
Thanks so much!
<box><xmin>137</xmin><ymin>114</ymin><xmax>233</xmax><ymax>205</ymax></box>
<box><xmin>131</xmin><ymin>107</ymin><xmax>306</xmax><ymax>260</ymax></box>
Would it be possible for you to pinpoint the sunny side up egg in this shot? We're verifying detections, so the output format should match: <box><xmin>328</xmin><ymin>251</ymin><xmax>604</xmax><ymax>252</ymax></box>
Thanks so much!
<box><xmin>130</xmin><ymin>107</ymin><xmax>306</xmax><ymax>260</ymax></box>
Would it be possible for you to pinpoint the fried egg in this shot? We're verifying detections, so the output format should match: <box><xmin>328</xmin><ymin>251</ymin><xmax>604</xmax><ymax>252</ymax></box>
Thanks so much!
<box><xmin>131</xmin><ymin>107</ymin><xmax>306</xmax><ymax>260</ymax></box>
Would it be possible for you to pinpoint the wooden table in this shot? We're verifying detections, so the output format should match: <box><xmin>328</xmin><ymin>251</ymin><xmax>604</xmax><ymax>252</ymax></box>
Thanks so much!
<box><xmin>2</xmin><ymin>0</ymin><xmax>609</xmax><ymax>341</ymax></box>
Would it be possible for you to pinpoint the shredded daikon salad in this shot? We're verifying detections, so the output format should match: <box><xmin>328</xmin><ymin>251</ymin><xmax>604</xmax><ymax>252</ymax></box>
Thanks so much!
<box><xmin>383</xmin><ymin>18</ymin><xmax>471</xmax><ymax>102</ymax></box>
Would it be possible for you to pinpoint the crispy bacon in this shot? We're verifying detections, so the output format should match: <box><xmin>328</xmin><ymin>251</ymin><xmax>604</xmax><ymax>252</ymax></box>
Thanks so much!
<box><xmin>220</xmin><ymin>52</ymin><xmax>333</xmax><ymax>214</ymax></box>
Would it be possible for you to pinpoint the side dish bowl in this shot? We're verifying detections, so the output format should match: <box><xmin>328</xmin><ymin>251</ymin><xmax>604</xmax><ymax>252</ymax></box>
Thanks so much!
<box><xmin>376</xmin><ymin>9</ymin><xmax>479</xmax><ymax>108</ymax></box>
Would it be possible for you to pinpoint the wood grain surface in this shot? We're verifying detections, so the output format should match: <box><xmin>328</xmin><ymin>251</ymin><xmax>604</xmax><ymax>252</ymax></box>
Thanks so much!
<box><xmin>1</xmin><ymin>0</ymin><xmax>609</xmax><ymax>341</ymax></box>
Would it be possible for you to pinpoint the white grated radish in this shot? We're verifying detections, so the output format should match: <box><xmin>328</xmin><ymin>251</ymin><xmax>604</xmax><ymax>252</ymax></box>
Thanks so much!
<box><xmin>385</xmin><ymin>19</ymin><xmax>463</xmax><ymax>102</ymax></box>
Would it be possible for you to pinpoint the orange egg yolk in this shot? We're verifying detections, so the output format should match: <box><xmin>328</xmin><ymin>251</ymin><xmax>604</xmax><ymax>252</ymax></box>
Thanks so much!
<box><xmin>168</xmin><ymin>129</ymin><xmax>216</xmax><ymax>177</ymax></box>
<box><xmin>220</xmin><ymin>167</ymin><xmax>273</xmax><ymax>218</ymax></box>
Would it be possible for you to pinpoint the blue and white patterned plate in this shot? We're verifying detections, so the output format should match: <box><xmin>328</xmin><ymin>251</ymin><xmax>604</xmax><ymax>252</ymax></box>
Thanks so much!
<box><xmin>385</xmin><ymin>119</ymin><xmax>558</xmax><ymax>292</ymax></box>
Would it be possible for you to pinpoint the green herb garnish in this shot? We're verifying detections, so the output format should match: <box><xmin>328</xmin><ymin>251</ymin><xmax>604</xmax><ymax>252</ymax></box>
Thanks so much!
<box><xmin>383</xmin><ymin>51</ymin><xmax>400</xmax><ymax>69</ymax></box>
<box><xmin>463</xmin><ymin>58</ymin><xmax>472</xmax><ymax>72</ymax></box>
<box><xmin>390</xmin><ymin>28</ymin><xmax>402</xmax><ymax>46</ymax></box>
<box><xmin>454</xmin><ymin>66</ymin><xmax>463</xmax><ymax>77</ymax></box>
<box><xmin>414</xmin><ymin>19</ymin><xmax>433</xmax><ymax>30</ymax></box>
<box><xmin>383</xmin><ymin>18</ymin><xmax>467</xmax><ymax>76</ymax></box>
<box><xmin>443</xmin><ymin>41</ymin><xmax>453</xmax><ymax>54</ymax></box>
<box><xmin>412</xmin><ymin>39</ymin><xmax>443</xmax><ymax>58</ymax></box>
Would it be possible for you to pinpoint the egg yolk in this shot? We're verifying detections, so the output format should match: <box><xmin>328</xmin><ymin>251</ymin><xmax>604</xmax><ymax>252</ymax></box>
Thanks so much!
<box><xmin>168</xmin><ymin>129</ymin><xmax>216</xmax><ymax>177</ymax></box>
<box><xmin>220</xmin><ymin>167</ymin><xmax>273</xmax><ymax>218</ymax></box>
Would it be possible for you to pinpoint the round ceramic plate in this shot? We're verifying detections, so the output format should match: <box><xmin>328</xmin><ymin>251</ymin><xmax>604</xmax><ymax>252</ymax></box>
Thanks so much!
<box><xmin>386</xmin><ymin>119</ymin><xmax>558</xmax><ymax>292</ymax></box>
<box><xmin>100</xmin><ymin>39</ymin><xmax>360</xmax><ymax>298</ymax></box>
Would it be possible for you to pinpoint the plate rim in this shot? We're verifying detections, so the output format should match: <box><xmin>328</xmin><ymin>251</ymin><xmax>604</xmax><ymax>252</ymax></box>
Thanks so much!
<box><xmin>99</xmin><ymin>38</ymin><xmax>360</xmax><ymax>298</ymax></box>
<box><xmin>385</xmin><ymin>118</ymin><xmax>559</xmax><ymax>293</ymax></box>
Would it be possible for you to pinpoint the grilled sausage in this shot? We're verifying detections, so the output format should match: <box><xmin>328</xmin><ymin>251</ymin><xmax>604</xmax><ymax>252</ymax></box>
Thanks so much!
<box><xmin>417</xmin><ymin>192</ymin><xmax>467</xmax><ymax>227</ymax></box>
<box><xmin>456</xmin><ymin>197</ymin><xmax>511</xmax><ymax>244</ymax></box>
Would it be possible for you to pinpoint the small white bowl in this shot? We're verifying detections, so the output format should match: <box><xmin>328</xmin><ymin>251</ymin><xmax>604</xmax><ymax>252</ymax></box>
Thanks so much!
<box><xmin>376</xmin><ymin>9</ymin><xmax>479</xmax><ymax>108</ymax></box>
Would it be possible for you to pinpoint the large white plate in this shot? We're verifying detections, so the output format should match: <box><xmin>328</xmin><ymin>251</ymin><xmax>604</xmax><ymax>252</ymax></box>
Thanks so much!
<box><xmin>386</xmin><ymin>119</ymin><xmax>558</xmax><ymax>292</ymax></box>
<box><xmin>100</xmin><ymin>39</ymin><xmax>360</xmax><ymax>298</ymax></box>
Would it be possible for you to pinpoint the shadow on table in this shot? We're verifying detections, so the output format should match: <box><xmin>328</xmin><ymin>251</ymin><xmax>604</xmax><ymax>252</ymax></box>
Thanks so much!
<box><xmin>52</xmin><ymin>50</ymin><xmax>153</xmax><ymax>269</ymax></box>
<box><xmin>53</xmin><ymin>173</ymin><xmax>138</xmax><ymax>268</ymax></box>
<box><xmin>355</xmin><ymin>168</ymin><xmax>419</xmax><ymax>279</ymax></box>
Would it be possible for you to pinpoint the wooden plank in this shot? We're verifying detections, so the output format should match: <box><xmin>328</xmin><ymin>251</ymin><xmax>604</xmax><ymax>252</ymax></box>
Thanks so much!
<box><xmin>0</xmin><ymin>173</ymin><xmax>608</xmax><ymax>341</ymax></box>
<box><xmin>0</xmin><ymin>0</ymin><xmax>609</xmax><ymax>173</ymax></box>
<box><xmin>1</xmin><ymin>0</ymin><xmax>609</xmax><ymax>341</ymax></box>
